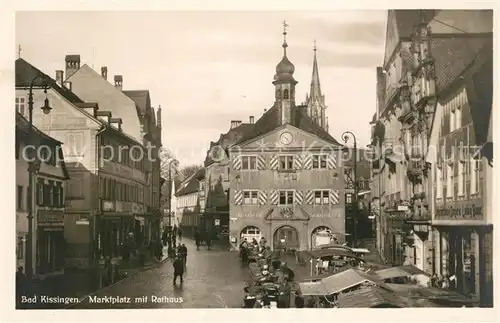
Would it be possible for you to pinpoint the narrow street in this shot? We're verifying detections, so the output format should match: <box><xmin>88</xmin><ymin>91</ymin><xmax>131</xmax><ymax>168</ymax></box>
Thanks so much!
<box><xmin>72</xmin><ymin>239</ymin><xmax>248</xmax><ymax>308</ymax></box>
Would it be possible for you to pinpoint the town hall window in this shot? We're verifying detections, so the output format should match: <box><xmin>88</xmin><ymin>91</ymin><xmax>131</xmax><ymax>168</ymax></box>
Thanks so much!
<box><xmin>314</xmin><ymin>190</ymin><xmax>329</xmax><ymax>205</ymax></box>
<box><xmin>312</xmin><ymin>154</ymin><xmax>327</xmax><ymax>169</ymax></box>
<box><xmin>279</xmin><ymin>155</ymin><xmax>294</xmax><ymax>170</ymax></box>
<box><xmin>243</xmin><ymin>190</ymin><xmax>258</xmax><ymax>205</ymax></box>
<box><xmin>279</xmin><ymin>190</ymin><xmax>294</xmax><ymax>205</ymax></box>
<box><xmin>242</xmin><ymin>156</ymin><xmax>257</xmax><ymax>170</ymax></box>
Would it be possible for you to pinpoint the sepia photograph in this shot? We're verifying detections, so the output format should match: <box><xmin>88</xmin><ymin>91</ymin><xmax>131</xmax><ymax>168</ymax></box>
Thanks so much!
<box><xmin>12</xmin><ymin>7</ymin><xmax>494</xmax><ymax>313</ymax></box>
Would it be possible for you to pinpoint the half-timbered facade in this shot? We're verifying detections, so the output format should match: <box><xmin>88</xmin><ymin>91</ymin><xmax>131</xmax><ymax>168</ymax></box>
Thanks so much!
<box><xmin>227</xmin><ymin>26</ymin><xmax>344</xmax><ymax>251</ymax></box>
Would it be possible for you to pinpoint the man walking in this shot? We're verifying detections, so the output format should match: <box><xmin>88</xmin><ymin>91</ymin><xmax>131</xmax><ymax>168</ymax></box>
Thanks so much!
<box><xmin>173</xmin><ymin>255</ymin><xmax>184</xmax><ymax>285</ymax></box>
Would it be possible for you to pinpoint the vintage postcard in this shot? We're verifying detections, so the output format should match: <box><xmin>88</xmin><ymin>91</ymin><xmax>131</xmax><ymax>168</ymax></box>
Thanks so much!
<box><xmin>4</xmin><ymin>3</ymin><xmax>497</xmax><ymax>322</ymax></box>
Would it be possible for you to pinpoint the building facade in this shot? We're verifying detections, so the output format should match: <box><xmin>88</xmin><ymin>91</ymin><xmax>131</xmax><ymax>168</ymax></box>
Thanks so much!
<box><xmin>372</xmin><ymin>10</ymin><xmax>493</xmax><ymax>274</ymax></box>
<box><xmin>16</xmin><ymin>112</ymin><xmax>69</xmax><ymax>275</ymax></box>
<box><xmin>64</xmin><ymin>56</ymin><xmax>162</xmax><ymax>246</ymax></box>
<box><xmin>16</xmin><ymin>58</ymin><xmax>156</xmax><ymax>269</ymax></box>
<box><xmin>176</xmin><ymin>168</ymin><xmax>205</xmax><ymax>236</ymax></box>
<box><xmin>227</xmin><ymin>28</ymin><xmax>345</xmax><ymax>251</ymax></box>
<box><xmin>202</xmin><ymin>119</ymin><xmax>254</xmax><ymax>244</ymax></box>
<box><xmin>428</xmin><ymin>36</ymin><xmax>493</xmax><ymax>305</ymax></box>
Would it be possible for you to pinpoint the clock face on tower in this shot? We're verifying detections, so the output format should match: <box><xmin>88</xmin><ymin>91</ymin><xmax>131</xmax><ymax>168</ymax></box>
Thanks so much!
<box><xmin>280</xmin><ymin>131</ymin><xmax>293</xmax><ymax>145</ymax></box>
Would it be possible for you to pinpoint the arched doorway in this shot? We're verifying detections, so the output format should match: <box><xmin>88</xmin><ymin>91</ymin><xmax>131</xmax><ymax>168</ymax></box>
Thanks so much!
<box><xmin>240</xmin><ymin>226</ymin><xmax>262</xmax><ymax>243</ymax></box>
<box><xmin>274</xmin><ymin>226</ymin><xmax>300</xmax><ymax>250</ymax></box>
<box><xmin>311</xmin><ymin>226</ymin><xmax>335</xmax><ymax>249</ymax></box>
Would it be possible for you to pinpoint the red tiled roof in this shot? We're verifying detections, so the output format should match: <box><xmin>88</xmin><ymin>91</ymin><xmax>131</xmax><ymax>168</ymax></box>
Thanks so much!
<box><xmin>432</xmin><ymin>35</ymin><xmax>491</xmax><ymax>93</ymax></box>
<box><xmin>234</xmin><ymin>105</ymin><xmax>342</xmax><ymax>146</ymax></box>
<box><xmin>204</xmin><ymin>123</ymin><xmax>253</xmax><ymax>165</ymax></box>
<box><xmin>123</xmin><ymin>90</ymin><xmax>150</xmax><ymax>116</ymax></box>
<box><xmin>175</xmin><ymin>168</ymin><xmax>205</xmax><ymax>196</ymax></box>
<box><xmin>15</xmin><ymin>58</ymin><xmax>84</xmax><ymax>104</ymax></box>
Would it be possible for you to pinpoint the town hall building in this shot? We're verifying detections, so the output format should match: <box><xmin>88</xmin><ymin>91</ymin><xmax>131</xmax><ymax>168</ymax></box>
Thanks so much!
<box><xmin>227</xmin><ymin>24</ymin><xmax>345</xmax><ymax>251</ymax></box>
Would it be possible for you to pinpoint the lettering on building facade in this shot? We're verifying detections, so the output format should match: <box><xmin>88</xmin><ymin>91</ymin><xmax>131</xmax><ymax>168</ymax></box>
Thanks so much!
<box><xmin>435</xmin><ymin>204</ymin><xmax>483</xmax><ymax>220</ymax></box>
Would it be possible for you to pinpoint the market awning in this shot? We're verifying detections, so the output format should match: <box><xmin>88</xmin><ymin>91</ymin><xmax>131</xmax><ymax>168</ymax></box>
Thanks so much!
<box><xmin>317</xmin><ymin>243</ymin><xmax>354</xmax><ymax>252</ymax></box>
<box><xmin>351</xmin><ymin>248</ymin><xmax>370</xmax><ymax>254</ymax></box>
<box><xmin>303</xmin><ymin>248</ymin><xmax>364</xmax><ymax>261</ymax></box>
<box><xmin>298</xmin><ymin>281</ymin><xmax>328</xmax><ymax>296</ymax></box>
<box><xmin>375</xmin><ymin>265</ymin><xmax>430</xmax><ymax>280</ymax></box>
<box><xmin>321</xmin><ymin>269</ymin><xmax>390</xmax><ymax>295</ymax></box>
<box><xmin>336</xmin><ymin>285</ymin><xmax>411</xmax><ymax>308</ymax></box>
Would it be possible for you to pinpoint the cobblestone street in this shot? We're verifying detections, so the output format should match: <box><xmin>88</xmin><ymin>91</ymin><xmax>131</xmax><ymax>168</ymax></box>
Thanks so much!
<box><xmin>72</xmin><ymin>239</ymin><xmax>248</xmax><ymax>308</ymax></box>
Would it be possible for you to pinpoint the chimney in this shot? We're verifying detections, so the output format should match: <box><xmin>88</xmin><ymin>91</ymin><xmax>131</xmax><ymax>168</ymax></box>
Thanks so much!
<box><xmin>63</xmin><ymin>81</ymin><xmax>72</xmax><ymax>91</ymax></box>
<box><xmin>157</xmin><ymin>106</ymin><xmax>162</xmax><ymax>128</ymax></box>
<box><xmin>55</xmin><ymin>70</ymin><xmax>64</xmax><ymax>86</ymax></box>
<box><xmin>249</xmin><ymin>116</ymin><xmax>255</xmax><ymax>124</ymax></box>
<box><xmin>114</xmin><ymin>75</ymin><xmax>123</xmax><ymax>91</ymax></box>
<box><xmin>65</xmin><ymin>55</ymin><xmax>81</xmax><ymax>79</ymax></box>
<box><xmin>230</xmin><ymin>120</ymin><xmax>242</xmax><ymax>129</ymax></box>
<box><xmin>101</xmin><ymin>66</ymin><xmax>108</xmax><ymax>80</ymax></box>
<box><xmin>110</xmin><ymin>117</ymin><xmax>123</xmax><ymax>131</ymax></box>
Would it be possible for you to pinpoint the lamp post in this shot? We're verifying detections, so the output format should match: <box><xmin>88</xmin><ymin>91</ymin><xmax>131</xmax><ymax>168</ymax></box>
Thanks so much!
<box><xmin>25</xmin><ymin>75</ymin><xmax>53</xmax><ymax>278</ymax></box>
<box><xmin>342</xmin><ymin>131</ymin><xmax>358</xmax><ymax>248</ymax></box>
<box><xmin>167</xmin><ymin>159</ymin><xmax>178</xmax><ymax>256</ymax></box>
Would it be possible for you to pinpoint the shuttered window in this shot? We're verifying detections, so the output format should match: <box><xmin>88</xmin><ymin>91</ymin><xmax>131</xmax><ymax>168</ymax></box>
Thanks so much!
<box><xmin>312</xmin><ymin>154</ymin><xmax>327</xmax><ymax>169</ymax></box>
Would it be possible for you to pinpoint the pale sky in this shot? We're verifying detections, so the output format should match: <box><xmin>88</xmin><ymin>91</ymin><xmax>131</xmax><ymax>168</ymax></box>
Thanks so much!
<box><xmin>16</xmin><ymin>11</ymin><xmax>387</xmax><ymax>166</ymax></box>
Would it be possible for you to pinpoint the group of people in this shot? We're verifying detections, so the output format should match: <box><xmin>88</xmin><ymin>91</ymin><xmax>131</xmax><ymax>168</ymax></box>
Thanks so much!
<box><xmin>429</xmin><ymin>273</ymin><xmax>456</xmax><ymax>290</ymax></box>
<box><xmin>239</xmin><ymin>237</ymin><xmax>268</xmax><ymax>265</ymax></box>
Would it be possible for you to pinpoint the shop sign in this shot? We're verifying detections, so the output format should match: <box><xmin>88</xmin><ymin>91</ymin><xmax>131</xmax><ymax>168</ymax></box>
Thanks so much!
<box><xmin>101</xmin><ymin>200</ymin><xmax>115</xmax><ymax>212</ymax></box>
<box><xmin>413</xmin><ymin>224</ymin><xmax>429</xmax><ymax>233</ymax></box>
<box><xmin>37</xmin><ymin>210</ymin><xmax>64</xmax><ymax>224</ymax></box>
<box><xmin>435</xmin><ymin>204</ymin><xmax>483</xmax><ymax>220</ymax></box>
<box><xmin>397</xmin><ymin>205</ymin><xmax>409</xmax><ymax>211</ymax></box>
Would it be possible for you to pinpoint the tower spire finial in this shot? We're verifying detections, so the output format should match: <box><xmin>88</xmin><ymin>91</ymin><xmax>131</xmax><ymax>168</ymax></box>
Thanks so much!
<box><xmin>282</xmin><ymin>20</ymin><xmax>289</xmax><ymax>54</ymax></box>
<box><xmin>313</xmin><ymin>39</ymin><xmax>317</xmax><ymax>52</ymax></box>
<box><xmin>17</xmin><ymin>44</ymin><xmax>22</xmax><ymax>59</ymax></box>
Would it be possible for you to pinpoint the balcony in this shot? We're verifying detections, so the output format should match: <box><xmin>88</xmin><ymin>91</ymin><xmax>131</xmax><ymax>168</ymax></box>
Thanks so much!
<box><xmin>406</xmin><ymin>159</ymin><xmax>427</xmax><ymax>183</ymax></box>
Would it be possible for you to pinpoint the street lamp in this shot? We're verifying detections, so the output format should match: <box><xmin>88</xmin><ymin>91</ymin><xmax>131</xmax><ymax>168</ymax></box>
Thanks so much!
<box><xmin>167</xmin><ymin>158</ymin><xmax>178</xmax><ymax>256</ymax></box>
<box><xmin>341</xmin><ymin>131</ymin><xmax>358</xmax><ymax>248</ymax></box>
<box><xmin>25</xmin><ymin>75</ymin><xmax>53</xmax><ymax>277</ymax></box>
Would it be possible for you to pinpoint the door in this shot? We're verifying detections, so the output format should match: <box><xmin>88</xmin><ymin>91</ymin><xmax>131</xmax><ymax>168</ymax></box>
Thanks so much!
<box><xmin>274</xmin><ymin>226</ymin><xmax>299</xmax><ymax>250</ymax></box>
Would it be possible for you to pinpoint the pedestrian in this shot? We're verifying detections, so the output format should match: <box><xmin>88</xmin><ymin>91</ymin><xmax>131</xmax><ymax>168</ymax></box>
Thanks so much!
<box><xmin>155</xmin><ymin>240</ymin><xmax>163</xmax><ymax>261</ymax></box>
<box><xmin>179</xmin><ymin>243</ymin><xmax>188</xmax><ymax>269</ymax></box>
<box><xmin>206</xmin><ymin>236</ymin><xmax>212</xmax><ymax>250</ymax></box>
<box><xmin>278</xmin><ymin>279</ymin><xmax>291</xmax><ymax>308</ymax></box>
<box><xmin>173</xmin><ymin>255</ymin><xmax>184</xmax><ymax>285</ymax></box>
<box><xmin>178</xmin><ymin>228</ymin><xmax>183</xmax><ymax>241</ymax></box>
<box><xmin>195</xmin><ymin>229</ymin><xmax>201</xmax><ymax>250</ymax></box>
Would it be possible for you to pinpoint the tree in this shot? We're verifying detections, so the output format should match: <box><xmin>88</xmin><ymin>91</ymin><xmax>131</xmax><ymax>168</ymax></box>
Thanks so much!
<box><xmin>178</xmin><ymin>164</ymin><xmax>203</xmax><ymax>181</ymax></box>
<box><xmin>159</xmin><ymin>147</ymin><xmax>177</xmax><ymax>181</ymax></box>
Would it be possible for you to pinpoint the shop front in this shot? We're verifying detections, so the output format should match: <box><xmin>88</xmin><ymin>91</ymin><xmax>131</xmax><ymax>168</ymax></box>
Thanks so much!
<box><xmin>433</xmin><ymin>203</ymin><xmax>492</xmax><ymax>306</ymax></box>
<box><xmin>202</xmin><ymin>206</ymin><xmax>230</xmax><ymax>245</ymax></box>
<box><xmin>97</xmin><ymin>200</ymin><xmax>135</xmax><ymax>259</ymax></box>
<box><xmin>36</xmin><ymin>209</ymin><xmax>65</xmax><ymax>274</ymax></box>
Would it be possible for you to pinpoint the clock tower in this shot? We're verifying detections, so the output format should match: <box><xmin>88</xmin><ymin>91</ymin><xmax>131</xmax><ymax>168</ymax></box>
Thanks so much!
<box><xmin>273</xmin><ymin>21</ymin><xmax>297</xmax><ymax>126</ymax></box>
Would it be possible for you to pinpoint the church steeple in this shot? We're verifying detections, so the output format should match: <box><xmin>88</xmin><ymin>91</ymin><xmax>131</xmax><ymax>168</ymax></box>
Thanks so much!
<box><xmin>309</xmin><ymin>40</ymin><xmax>322</xmax><ymax>102</ymax></box>
<box><xmin>273</xmin><ymin>20</ymin><xmax>297</xmax><ymax>125</ymax></box>
<box><xmin>306</xmin><ymin>40</ymin><xmax>328</xmax><ymax>132</ymax></box>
